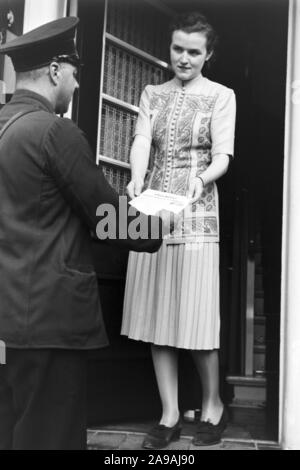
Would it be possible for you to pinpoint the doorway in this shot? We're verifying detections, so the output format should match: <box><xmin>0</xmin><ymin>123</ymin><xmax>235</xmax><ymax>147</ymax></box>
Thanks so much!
<box><xmin>75</xmin><ymin>0</ymin><xmax>288</xmax><ymax>442</ymax></box>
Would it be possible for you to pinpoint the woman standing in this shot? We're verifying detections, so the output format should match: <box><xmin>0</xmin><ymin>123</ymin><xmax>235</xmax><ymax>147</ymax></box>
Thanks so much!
<box><xmin>122</xmin><ymin>12</ymin><xmax>236</xmax><ymax>448</ymax></box>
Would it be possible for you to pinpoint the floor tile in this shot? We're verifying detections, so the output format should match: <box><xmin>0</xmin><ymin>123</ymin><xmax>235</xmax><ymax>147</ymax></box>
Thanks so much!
<box><xmin>118</xmin><ymin>434</ymin><xmax>145</xmax><ymax>450</ymax></box>
<box><xmin>88</xmin><ymin>431</ymin><xmax>127</xmax><ymax>450</ymax></box>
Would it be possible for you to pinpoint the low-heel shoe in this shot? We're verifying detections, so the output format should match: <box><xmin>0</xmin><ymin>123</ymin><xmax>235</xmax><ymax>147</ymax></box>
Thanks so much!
<box><xmin>142</xmin><ymin>419</ymin><xmax>182</xmax><ymax>449</ymax></box>
<box><xmin>192</xmin><ymin>407</ymin><xmax>229</xmax><ymax>446</ymax></box>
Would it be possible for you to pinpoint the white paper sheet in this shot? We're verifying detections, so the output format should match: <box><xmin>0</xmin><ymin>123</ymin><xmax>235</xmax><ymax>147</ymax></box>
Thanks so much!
<box><xmin>129</xmin><ymin>189</ymin><xmax>190</xmax><ymax>216</ymax></box>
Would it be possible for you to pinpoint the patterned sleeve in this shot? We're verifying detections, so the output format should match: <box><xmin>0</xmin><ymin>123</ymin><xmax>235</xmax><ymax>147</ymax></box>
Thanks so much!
<box><xmin>210</xmin><ymin>87</ymin><xmax>236</xmax><ymax>158</ymax></box>
<box><xmin>134</xmin><ymin>85</ymin><xmax>152</xmax><ymax>141</ymax></box>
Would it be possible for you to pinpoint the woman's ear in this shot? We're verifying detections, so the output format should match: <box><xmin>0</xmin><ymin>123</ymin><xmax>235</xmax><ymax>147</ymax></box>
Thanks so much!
<box><xmin>49</xmin><ymin>62</ymin><xmax>60</xmax><ymax>85</ymax></box>
<box><xmin>206</xmin><ymin>51</ymin><xmax>213</xmax><ymax>62</ymax></box>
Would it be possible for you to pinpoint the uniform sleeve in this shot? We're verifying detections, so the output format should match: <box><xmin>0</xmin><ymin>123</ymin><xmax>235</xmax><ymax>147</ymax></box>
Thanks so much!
<box><xmin>134</xmin><ymin>85</ymin><xmax>152</xmax><ymax>141</ymax></box>
<box><xmin>43</xmin><ymin>117</ymin><xmax>162</xmax><ymax>253</ymax></box>
<box><xmin>210</xmin><ymin>88</ymin><xmax>236</xmax><ymax>158</ymax></box>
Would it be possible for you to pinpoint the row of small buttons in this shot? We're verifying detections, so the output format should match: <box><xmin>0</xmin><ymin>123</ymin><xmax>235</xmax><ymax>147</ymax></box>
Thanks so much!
<box><xmin>163</xmin><ymin>84</ymin><xmax>186</xmax><ymax>192</ymax></box>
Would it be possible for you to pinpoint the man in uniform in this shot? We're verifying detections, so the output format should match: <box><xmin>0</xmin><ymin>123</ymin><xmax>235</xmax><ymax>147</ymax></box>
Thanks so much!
<box><xmin>0</xmin><ymin>17</ymin><xmax>169</xmax><ymax>450</ymax></box>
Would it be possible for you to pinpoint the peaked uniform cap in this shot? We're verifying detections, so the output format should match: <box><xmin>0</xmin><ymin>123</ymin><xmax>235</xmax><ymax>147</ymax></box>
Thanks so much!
<box><xmin>0</xmin><ymin>16</ymin><xmax>80</xmax><ymax>72</ymax></box>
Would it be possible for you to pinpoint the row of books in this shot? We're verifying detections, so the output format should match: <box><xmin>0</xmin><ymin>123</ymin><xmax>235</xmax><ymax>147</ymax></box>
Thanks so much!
<box><xmin>100</xmin><ymin>103</ymin><xmax>137</xmax><ymax>164</ymax></box>
<box><xmin>99</xmin><ymin>0</ymin><xmax>171</xmax><ymax>195</ymax></box>
<box><xmin>101</xmin><ymin>163</ymin><xmax>131</xmax><ymax>196</ymax></box>
<box><xmin>106</xmin><ymin>0</ymin><xmax>170</xmax><ymax>61</ymax></box>
<box><xmin>103</xmin><ymin>43</ymin><xmax>169</xmax><ymax>106</ymax></box>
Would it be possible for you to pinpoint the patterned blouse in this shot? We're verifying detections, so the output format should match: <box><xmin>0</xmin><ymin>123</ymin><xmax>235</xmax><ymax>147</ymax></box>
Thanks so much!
<box><xmin>135</xmin><ymin>74</ymin><xmax>236</xmax><ymax>243</ymax></box>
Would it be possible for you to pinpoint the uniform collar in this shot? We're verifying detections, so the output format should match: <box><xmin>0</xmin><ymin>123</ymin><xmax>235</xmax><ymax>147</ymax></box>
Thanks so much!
<box><xmin>10</xmin><ymin>89</ymin><xmax>55</xmax><ymax>114</ymax></box>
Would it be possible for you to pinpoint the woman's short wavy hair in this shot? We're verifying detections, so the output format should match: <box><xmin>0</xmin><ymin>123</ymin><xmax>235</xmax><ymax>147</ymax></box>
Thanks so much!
<box><xmin>169</xmin><ymin>11</ymin><xmax>218</xmax><ymax>61</ymax></box>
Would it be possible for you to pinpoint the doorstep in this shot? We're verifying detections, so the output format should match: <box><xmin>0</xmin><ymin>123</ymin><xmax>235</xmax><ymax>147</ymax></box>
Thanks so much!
<box><xmin>87</xmin><ymin>429</ymin><xmax>280</xmax><ymax>451</ymax></box>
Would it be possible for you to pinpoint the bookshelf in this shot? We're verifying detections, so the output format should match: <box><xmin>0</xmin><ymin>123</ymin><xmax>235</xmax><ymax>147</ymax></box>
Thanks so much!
<box><xmin>96</xmin><ymin>0</ymin><xmax>172</xmax><ymax>195</ymax></box>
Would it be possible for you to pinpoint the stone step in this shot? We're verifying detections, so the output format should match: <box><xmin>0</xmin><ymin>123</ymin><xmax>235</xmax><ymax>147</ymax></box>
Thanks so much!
<box><xmin>226</xmin><ymin>375</ymin><xmax>267</xmax><ymax>408</ymax></box>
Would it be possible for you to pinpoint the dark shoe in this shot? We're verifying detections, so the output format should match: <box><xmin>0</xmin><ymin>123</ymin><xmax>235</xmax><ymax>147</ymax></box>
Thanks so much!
<box><xmin>192</xmin><ymin>407</ymin><xmax>229</xmax><ymax>446</ymax></box>
<box><xmin>142</xmin><ymin>419</ymin><xmax>182</xmax><ymax>449</ymax></box>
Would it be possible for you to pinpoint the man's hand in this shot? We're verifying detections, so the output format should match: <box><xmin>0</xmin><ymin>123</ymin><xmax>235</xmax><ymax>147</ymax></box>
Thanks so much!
<box><xmin>127</xmin><ymin>177</ymin><xmax>144</xmax><ymax>200</ymax></box>
<box><xmin>158</xmin><ymin>209</ymin><xmax>181</xmax><ymax>237</ymax></box>
<box><xmin>187</xmin><ymin>177</ymin><xmax>204</xmax><ymax>204</ymax></box>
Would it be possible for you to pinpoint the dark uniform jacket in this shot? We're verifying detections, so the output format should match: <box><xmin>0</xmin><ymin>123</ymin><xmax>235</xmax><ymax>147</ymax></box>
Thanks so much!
<box><xmin>0</xmin><ymin>90</ymin><xmax>162</xmax><ymax>349</ymax></box>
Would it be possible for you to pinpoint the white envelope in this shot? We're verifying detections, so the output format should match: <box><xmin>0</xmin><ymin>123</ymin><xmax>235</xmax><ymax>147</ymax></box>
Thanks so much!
<box><xmin>129</xmin><ymin>189</ymin><xmax>190</xmax><ymax>216</ymax></box>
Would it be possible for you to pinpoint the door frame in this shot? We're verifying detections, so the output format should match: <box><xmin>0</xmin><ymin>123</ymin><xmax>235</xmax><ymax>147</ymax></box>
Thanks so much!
<box><xmin>280</xmin><ymin>0</ymin><xmax>300</xmax><ymax>451</ymax></box>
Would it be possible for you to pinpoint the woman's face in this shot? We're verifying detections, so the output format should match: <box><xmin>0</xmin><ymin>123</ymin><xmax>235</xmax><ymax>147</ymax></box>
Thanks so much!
<box><xmin>170</xmin><ymin>30</ymin><xmax>212</xmax><ymax>82</ymax></box>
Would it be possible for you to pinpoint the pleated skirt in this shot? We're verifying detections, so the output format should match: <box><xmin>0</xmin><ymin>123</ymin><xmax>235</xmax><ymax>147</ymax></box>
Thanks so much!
<box><xmin>121</xmin><ymin>242</ymin><xmax>220</xmax><ymax>350</ymax></box>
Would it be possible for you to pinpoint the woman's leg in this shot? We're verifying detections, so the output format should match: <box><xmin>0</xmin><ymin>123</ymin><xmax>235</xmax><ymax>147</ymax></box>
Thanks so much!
<box><xmin>191</xmin><ymin>349</ymin><xmax>224</xmax><ymax>424</ymax></box>
<box><xmin>151</xmin><ymin>344</ymin><xmax>180</xmax><ymax>427</ymax></box>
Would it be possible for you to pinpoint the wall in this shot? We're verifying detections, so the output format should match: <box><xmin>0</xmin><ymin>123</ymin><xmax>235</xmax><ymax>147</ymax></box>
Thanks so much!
<box><xmin>23</xmin><ymin>0</ymin><xmax>67</xmax><ymax>32</ymax></box>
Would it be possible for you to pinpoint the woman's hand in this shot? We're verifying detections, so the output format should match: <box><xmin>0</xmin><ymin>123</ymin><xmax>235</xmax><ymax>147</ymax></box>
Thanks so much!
<box><xmin>187</xmin><ymin>177</ymin><xmax>204</xmax><ymax>204</ymax></box>
<box><xmin>127</xmin><ymin>176</ymin><xmax>144</xmax><ymax>200</ymax></box>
